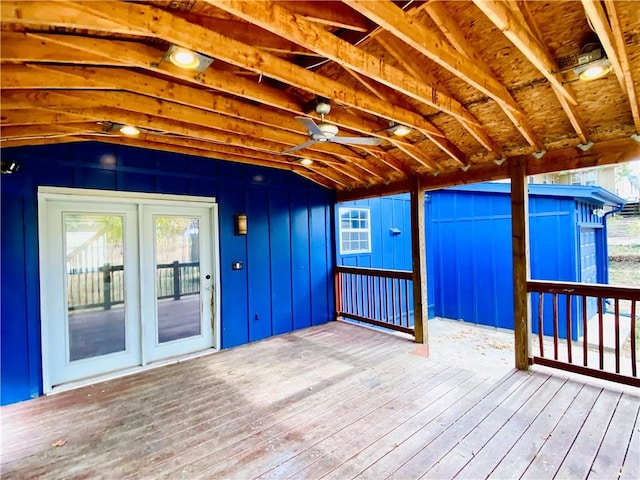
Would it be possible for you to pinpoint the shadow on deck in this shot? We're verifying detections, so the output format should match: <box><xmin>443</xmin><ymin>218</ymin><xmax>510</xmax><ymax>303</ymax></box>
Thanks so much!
<box><xmin>1</xmin><ymin>321</ymin><xmax>638</xmax><ymax>479</ymax></box>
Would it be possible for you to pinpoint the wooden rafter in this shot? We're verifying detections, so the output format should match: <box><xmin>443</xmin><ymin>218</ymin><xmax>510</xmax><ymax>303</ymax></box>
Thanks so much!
<box><xmin>345</xmin><ymin>0</ymin><xmax>544</xmax><ymax>151</ymax></box>
<box><xmin>581</xmin><ymin>0</ymin><xmax>627</xmax><ymax>94</ymax></box>
<box><xmin>6</xmin><ymin>1</ymin><xmax>445</xmax><ymax>141</ymax></box>
<box><xmin>603</xmin><ymin>0</ymin><xmax>640</xmax><ymax>133</ymax></box>
<box><xmin>471</xmin><ymin>0</ymin><xmax>589</xmax><ymax>145</ymax></box>
<box><xmin>375</xmin><ymin>31</ymin><xmax>502</xmax><ymax>159</ymax></box>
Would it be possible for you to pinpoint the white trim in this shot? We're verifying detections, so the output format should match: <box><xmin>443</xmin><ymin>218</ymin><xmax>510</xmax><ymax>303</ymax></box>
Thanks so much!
<box><xmin>46</xmin><ymin>347</ymin><xmax>219</xmax><ymax>396</ymax></box>
<box><xmin>38</xmin><ymin>186</ymin><xmax>216</xmax><ymax>205</ymax></box>
<box><xmin>37</xmin><ymin>187</ymin><xmax>221</xmax><ymax>393</ymax></box>
<box><xmin>338</xmin><ymin>207</ymin><xmax>372</xmax><ymax>255</ymax></box>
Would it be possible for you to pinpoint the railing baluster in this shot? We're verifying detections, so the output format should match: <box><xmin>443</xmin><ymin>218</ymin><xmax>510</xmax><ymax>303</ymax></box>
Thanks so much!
<box><xmin>537</xmin><ymin>292</ymin><xmax>544</xmax><ymax>357</ymax></box>
<box><xmin>405</xmin><ymin>279</ymin><xmax>411</xmax><ymax>328</ymax></box>
<box><xmin>553</xmin><ymin>293</ymin><xmax>559</xmax><ymax>360</ymax></box>
<box><xmin>566</xmin><ymin>293</ymin><xmax>572</xmax><ymax>364</ymax></box>
<box><xmin>615</xmin><ymin>297</ymin><xmax>620</xmax><ymax>374</ymax></box>
<box><xmin>368</xmin><ymin>275</ymin><xmax>373</xmax><ymax>320</ymax></box>
<box><xmin>631</xmin><ymin>300</ymin><xmax>637</xmax><ymax>378</ymax></box>
<box><xmin>527</xmin><ymin>280</ymin><xmax>640</xmax><ymax>387</ymax></box>
<box><xmin>598</xmin><ymin>296</ymin><xmax>604</xmax><ymax>370</ymax></box>
<box><xmin>582</xmin><ymin>295</ymin><xmax>588</xmax><ymax>367</ymax></box>
<box><xmin>391</xmin><ymin>278</ymin><xmax>397</xmax><ymax>326</ymax></box>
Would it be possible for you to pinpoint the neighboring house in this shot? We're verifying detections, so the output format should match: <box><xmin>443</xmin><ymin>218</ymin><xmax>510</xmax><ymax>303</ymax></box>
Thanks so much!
<box><xmin>532</xmin><ymin>160</ymin><xmax>640</xmax><ymax>206</ymax></box>
<box><xmin>337</xmin><ymin>183</ymin><xmax>625</xmax><ymax>340</ymax></box>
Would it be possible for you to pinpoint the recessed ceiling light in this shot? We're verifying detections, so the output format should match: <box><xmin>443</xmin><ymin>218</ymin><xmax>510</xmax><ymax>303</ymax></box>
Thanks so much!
<box><xmin>299</xmin><ymin>158</ymin><xmax>314</xmax><ymax>166</ymax></box>
<box><xmin>387</xmin><ymin>122</ymin><xmax>412</xmax><ymax>136</ymax></box>
<box><xmin>169</xmin><ymin>47</ymin><xmax>200</xmax><ymax>69</ymax></box>
<box><xmin>577</xmin><ymin>59</ymin><xmax>612</xmax><ymax>81</ymax></box>
<box><xmin>120</xmin><ymin>125</ymin><xmax>140</xmax><ymax>136</ymax></box>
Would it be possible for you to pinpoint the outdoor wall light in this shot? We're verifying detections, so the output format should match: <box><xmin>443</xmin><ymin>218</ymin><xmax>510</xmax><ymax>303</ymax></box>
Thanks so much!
<box><xmin>235</xmin><ymin>213</ymin><xmax>247</xmax><ymax>235</ymax></box>
<box><xmin>0</xmin><ymin>160</ymin><xmax>19</xmax><ymax>174</ymax></box>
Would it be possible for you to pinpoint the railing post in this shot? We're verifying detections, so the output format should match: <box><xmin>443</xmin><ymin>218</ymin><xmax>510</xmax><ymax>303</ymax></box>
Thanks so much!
<box><xmin>173</xmin><ymin>260</ymin><xmax>181</xmax><ymax>300</ymax></box>
<box><xmin>410</xmin><ymin>176</ymin><xmax>428</xmax><ymax>347</ymax></box>
<box><xmin>510</xmin><ymin>157</ymin><xmax>531</xmax><ymax>370</ymax></box>
<box><xmin>101</xmin><ymin>263</ymin><xmax>112</xmax><ymax>311</ymax></box>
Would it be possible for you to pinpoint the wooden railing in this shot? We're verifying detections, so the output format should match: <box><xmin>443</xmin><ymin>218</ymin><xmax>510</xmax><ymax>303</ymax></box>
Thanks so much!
<box><xmin>67</xmin><ymin>261</ymin><xmax>200</xmax><ymax>311</ymax></box>
<box><xmin>335</xmin><ymin>266</ymin><xmax>414</xmax><ymax>336</ymax></box>
<box><xmin>527</xmin><ymin>280</ymin><xmax>639</xmax><ymax>387</ymax></box>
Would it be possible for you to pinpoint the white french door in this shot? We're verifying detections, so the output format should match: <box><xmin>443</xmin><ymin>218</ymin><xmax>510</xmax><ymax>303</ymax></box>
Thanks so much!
<box><xmin>39</xmin><ymin>189</ymin><xmax>219</xmax><ymax>391</ymax></box>
<box><xmin>141</xmin><ymin>205</ymin><xmax>214</xmax><ymax>363</ymax></box>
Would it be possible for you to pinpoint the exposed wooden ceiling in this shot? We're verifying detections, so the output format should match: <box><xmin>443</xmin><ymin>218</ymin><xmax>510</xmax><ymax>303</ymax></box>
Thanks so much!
<box><xmin>1</xmin><ymin>1</ymin><xmax>639</xmax><ymax>195</ymax></box>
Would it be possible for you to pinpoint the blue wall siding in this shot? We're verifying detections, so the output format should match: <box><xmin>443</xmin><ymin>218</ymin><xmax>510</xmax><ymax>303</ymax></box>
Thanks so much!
<box><xmin>338</xmin><ymin>186</ymin><xmax>610</xmax><ymax>339</ymax></box>
<box><xmin>0</xmin><ymin>142</ymin><xmax>335</xmax><ymax>405</ymax></box>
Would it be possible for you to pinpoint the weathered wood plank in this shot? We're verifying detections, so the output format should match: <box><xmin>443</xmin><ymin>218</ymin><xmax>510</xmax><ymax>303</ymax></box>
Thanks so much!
<box><xmin>554</xmin><ymin>388</ymin><xmax>623</xmax><ymax>478</ymax></box>
<box><xmin>520</xmin><ymin>383</ymin><xmax>602</xmax><ymax>479</ymax></box>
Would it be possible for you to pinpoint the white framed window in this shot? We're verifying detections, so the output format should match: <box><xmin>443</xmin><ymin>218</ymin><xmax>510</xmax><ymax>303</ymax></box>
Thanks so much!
<box><xmin>339</xmin><ymin>207</ymin><xmax>371</xmax><ymax>254</ymax></box>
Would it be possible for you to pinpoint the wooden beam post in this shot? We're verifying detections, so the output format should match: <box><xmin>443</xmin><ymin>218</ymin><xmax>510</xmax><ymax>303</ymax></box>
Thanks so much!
<box><xmin>510</xmin><ymin>158</ymin><xmax>531</xmax><ymax>370</ymax></box>
<box><xmin>410</xmin><ymin>176</ymin><xmax>428</xmax><ymax>347</ymax></box>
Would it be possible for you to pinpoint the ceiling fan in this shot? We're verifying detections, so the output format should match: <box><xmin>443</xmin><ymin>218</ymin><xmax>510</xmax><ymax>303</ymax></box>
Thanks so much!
<box><xmin>283</xmin><ymin>101</ymin><xmax>383</xmax><ymax>154</ymax></box>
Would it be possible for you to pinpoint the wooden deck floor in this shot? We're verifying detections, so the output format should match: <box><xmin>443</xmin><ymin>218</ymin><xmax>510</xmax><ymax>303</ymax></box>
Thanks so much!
<box><xmin>1</xmin><ymin>321</ymin><xmax>638</xmax><ymax>479</ymax></box>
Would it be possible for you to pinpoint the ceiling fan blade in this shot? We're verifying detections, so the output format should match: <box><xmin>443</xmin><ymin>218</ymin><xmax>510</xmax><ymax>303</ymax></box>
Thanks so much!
<box><xmin>330</xmin><ymin>136</ymin><xmax>383</xmax><ymax>146</ymax></box>
<box><xmin>281</xmin><ymin>139</ymin><xmax>318</xmax><ymax>154</ymax></box>
<box><xmin>295</xmin><ymin>117</ymin><xmax>323</xmax><ymax>136</ymax></box>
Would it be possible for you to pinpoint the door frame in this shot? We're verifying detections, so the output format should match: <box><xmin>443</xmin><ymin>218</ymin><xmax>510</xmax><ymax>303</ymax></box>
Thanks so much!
<box><xmin>38</xmin><ymin>187</ymin><xmax>221</xmax><ymax>393</ymax></box>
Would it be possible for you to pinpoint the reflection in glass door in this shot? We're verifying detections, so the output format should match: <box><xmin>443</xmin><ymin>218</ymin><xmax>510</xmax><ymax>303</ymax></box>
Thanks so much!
<box><xmin>142</xmin><ymin>206</ymin><xmax>214</xmax><ymax>363</ymax></box>
<box><xmin>40</xmin><ymin>190</ymin><xmax>218</xmax><ymax>392</ymax></box>
<box><xmin>43</xmin><ymin>202</ymin><xmax>141</xmax><ymax>388</ymax></box>
<box><xmin>155</xmin><ymin>216</ymin><xmax>201</xmax><ymax>343</ymax></box>
<box><xmin>66</xmin><ymin>213</ymin><xmax>127</xmax><ymax>361</ymax></box>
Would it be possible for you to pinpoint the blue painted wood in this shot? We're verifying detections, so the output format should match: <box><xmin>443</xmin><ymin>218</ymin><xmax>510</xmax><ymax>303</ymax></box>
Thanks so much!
<box><xmin>0</xmin><ymin>142</ymin><xmax>333</xmax><ymax>405</ymax></box>
<box><xmin>291</xmin><ymin>190</ymin><xmax>312</xmax><ymax>331</ymax></box>
<box><xmin>248</xmin><ymin>186</ymin><xmax>272</xmax><ymax>342</ymax></box>
<box><xmin>269</xmin><ymin>190</ymin><xmax>293</xmax><ymax>335</ymax></box>
<box><xmin>339</xmin><ymin>183</ymin><xmax>619</xmax><ymax>338</ymax></box>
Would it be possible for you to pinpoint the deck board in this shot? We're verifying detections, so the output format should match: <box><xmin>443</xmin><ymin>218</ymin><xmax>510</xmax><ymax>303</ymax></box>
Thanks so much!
<box><xmin>1</xmin><ymin>321</ymin><xmax>638</xmax><ymax>480</ymax></box>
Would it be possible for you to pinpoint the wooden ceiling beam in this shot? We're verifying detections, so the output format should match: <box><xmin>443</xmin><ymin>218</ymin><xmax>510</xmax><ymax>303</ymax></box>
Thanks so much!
<box><xmin>470</xmin><ymin>0</ymin><xmax>577</xmax><ymax>106</ymax></box>
<box><xmin>375</xmin><ymin>32</ymin><xmax>502</xmax><ymax>159</ymax></box>
<box><xmin>0</xmin><ymin>123</ymin><xmax>104</xmax><ymax>140</ymax></box>
<box><xmin>603</xmin><ymin>0</ymin><xmax>640</xmax><ymax>133</ymax></box>
<box><xmin>4</xmin><ymin>31</ymin><xmax>410</xmax><ymax>172</ymax></box>
<box><xmin>346</xmin><ymin>0</ymin><xmax>544</xmax><ymax>151</ymax></box>
<box><xmin>19</xmin><ymin>1</ymin><xmax>447</xmax><ymax>143</ymax></box>
<box><xmin>30</xmin><ymin>89</ymin><xmax>364</xmax><ymax>162</ymax></box>
<box><xmin>339</xmin><ymin>137</ymin><xmax>640</xmax><ymax>201</ymax></box>
<box><xmin>478</xmin><ymin>1</ymin><xmax>589</xmax><ymax>145</ymax></box>
<box><xmin>1</xmin><ymin>136</ymin><xmax>88</xmax><ymax>149</ymax></box>
<box><xmin>1</xmin><ymin>107</ymin><xmax>101</xmax><ymax>126</ymax></box>
<box><xmin>212</xmin><ymin>0</ymin><xmax>482</xmax><ymax>128</ymax></box>
<box><xmin>581</xmin><ymin>0</ymin><xmax>627</xmax><ymax>94</ymax></box>
<box><xmin>283</xmin><ymin>1</ymin><xmax>372</xmax><ymax>32</ymax></box>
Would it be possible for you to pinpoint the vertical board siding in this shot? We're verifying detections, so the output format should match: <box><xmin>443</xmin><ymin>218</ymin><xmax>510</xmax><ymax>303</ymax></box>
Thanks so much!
<box><xmin>338</xmin><ymin>185</ymin><xmax>613</xmax><ymax>335</ymax></box>
<box><xmin>0</xmin><ymin>142</ymin><xmax>335</xmax><ymax>405</ymax></box>
<box><xmin>248</xmin><ymin>186</ymin><xmax>273</xmax><ymax>342</ymax></box>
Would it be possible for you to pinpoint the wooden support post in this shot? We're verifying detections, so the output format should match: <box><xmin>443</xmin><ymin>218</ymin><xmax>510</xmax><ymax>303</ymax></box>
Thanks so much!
<box><xmin>410</xmin><ymin>176</ymin><xmax>428</xmax><ymax>347</ymax></box>
<box><xmin>510</xmin><ymin>158</ymin><xmax>531</xmax><ymax>370</ymax></box>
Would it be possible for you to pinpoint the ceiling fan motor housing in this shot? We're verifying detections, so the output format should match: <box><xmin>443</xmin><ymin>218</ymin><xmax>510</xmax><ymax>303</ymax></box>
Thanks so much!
<box><xmin>313</xmin><ymin>123</ymin><xmax>339</xmax><ymax>141</ymax></box>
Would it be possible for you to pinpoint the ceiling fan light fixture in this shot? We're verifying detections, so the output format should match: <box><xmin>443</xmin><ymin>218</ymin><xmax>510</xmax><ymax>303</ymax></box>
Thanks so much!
<box><xmin>387</xmin><ymin>122</ymin><xmax>412</xmax><ymax>136</ymax></box>
<box><xmin>119</xmin><ymin>125</ymin><xmax>140</xmax><ymax>136</ymax></box>
<box><xmin>165</xmin><ymin>45</ymin><xmax>214</xmax><ymax>72</ymax></box>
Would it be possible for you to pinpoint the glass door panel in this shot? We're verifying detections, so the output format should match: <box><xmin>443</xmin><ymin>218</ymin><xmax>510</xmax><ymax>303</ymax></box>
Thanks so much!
<box><xmin>65</xmin><ymin>213</ymin><xmax>126</xmax><ymax>361</ymax></box>
<box><xmin>142</xmin><ymin>206</ymin><xmax>214</xmax><ymax>362</ymax></box>
<box><xmin>44</xmin><ymin>202</ymin><xmax>140</xmax><ymax>389</ymax></box>
<box><xmin>154</xmin><ymin>216</ymin><xmax>201</xmax><ymax>343</ymax></box>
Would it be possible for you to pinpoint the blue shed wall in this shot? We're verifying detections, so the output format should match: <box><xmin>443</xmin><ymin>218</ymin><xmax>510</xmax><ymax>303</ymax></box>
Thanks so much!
<box><xmin>1</xmin><ymin>142</ymin><xmax>335</xmax><ymax>405</ymax></box>
<box><xmin>336</xmin><ymin>195</ymin><xmax>436</xmax><ymax>318</ymax></box>
<box><xmin>338</xmin><ymin>185</ymin><xmax>611</xmax><ymax>340</ymax></box>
